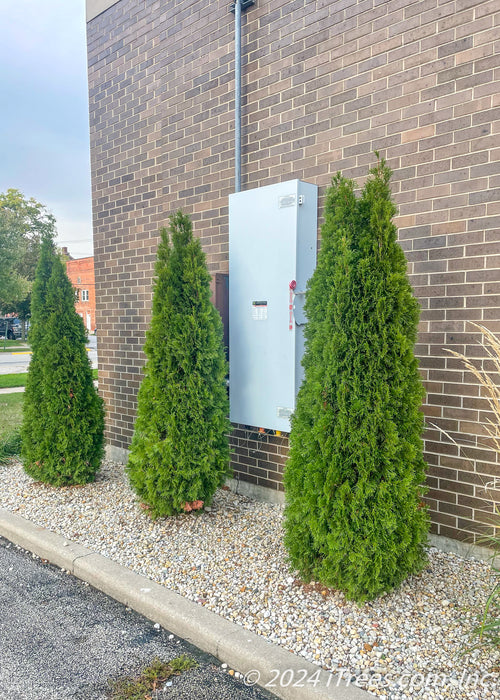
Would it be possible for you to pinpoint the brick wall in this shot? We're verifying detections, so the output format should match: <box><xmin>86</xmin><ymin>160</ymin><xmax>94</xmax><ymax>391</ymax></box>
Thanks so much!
<box><xmin>66</xmin><ymin>256</ymin><xmax>97</xmax><ymax>332</ymax></box>
<box><xmin>87</xmin><ymin>0</ymin><xmax>500</xmax><ymax>544</ymax></box>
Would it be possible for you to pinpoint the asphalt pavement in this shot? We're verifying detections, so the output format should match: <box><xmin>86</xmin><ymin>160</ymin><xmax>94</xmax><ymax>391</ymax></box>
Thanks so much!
<box><xmin>0</xmin><ymin>535</ymin><xmax>275</xmax><ymax>700</ymax></box>
<box><xmin>0</xmin><ymin>349</ymin><xmax>32</xmax><ymax>374</ymax></box>
<box><xmin>0</xmin><ymin>335</ymin><xmax>97</xmax><ymax>375</ymax></box>
<box><xmin>0</xmin><ymin>332</ymin><xmax>366</xmax><ymax>700</ymax></box>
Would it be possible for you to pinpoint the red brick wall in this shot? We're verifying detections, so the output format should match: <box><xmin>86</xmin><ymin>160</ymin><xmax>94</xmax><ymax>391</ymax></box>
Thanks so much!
<box><xmin>87</xmin><ymin>0</ymin><xmax>500</xmax><ymax>543</ymax></box>
<box><xmin>66</xmin><ymin>257</ymin><xmax>97</xmax><ymax>333</ymax></box>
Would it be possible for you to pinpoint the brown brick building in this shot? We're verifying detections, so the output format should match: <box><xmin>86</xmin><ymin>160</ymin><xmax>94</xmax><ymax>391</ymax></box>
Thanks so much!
<box><xmin>66</xmin><ymin>256</ymin><xmax>97</xmax><ymax>333</ymax></box>
<box><xmin>86</xmin><ymin>0</ymin><xmax>500</xmax><ymax>547</ymax></box>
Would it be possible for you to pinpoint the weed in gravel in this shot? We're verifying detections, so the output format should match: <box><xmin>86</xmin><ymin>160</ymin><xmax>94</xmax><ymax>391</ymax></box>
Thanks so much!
<box><xmin>442</xmin><ymin>323</ymin><xmax>500</xmax><ymax>650</ymax></box>
<box><xmin>471</xmin><ymin>537</ymin><xmax>500</xmax><ymax>649</ymax></box>
<box><xmin>109</xmin><ymin>655</ymin><xmax>196</xmax><ymax>699</ymax></box>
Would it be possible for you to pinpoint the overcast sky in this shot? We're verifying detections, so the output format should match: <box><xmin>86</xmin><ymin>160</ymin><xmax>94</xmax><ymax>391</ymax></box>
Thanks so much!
<box><xmin>0</xmin><ymin>1</ymin><xmax>93</xmax><ymax>259</ymax></box>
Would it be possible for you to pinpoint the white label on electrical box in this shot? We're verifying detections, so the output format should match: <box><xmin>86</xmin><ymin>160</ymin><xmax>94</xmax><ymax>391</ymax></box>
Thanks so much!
<box><xmin>277</xmin><ymin>407</ymin><xmax>293</xmax><ymax>419</ymax></box>
<box><xmin>252</xmin><ymin>301</ymin><xmax>268</xmax><ymax>321</ymax></box>
<box><xmin>279</xmin><ymin>194</ymin><xmax>296</xmax><ymax>208</ymax></box>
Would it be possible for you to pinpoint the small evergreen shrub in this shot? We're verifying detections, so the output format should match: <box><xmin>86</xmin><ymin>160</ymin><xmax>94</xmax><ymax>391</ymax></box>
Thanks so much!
<box><xmin>22</xmin><ymin>246</ymin><xmax>104</xmax><ymax>485</ymax></box>
<box><xmin>284</xmin><ymin>157</ymin><xmax>429</xmax><ymax>603</ymax></box>
<box><xmin>127</xmin><ymin>212</ymin><xmax>230</xmax><ymax>517</ymax></box>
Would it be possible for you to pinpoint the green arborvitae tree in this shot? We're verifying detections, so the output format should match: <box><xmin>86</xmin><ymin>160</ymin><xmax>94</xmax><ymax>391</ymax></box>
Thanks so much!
<box><xmin>21</xmin><ymin>234</ymin><xmax>56</xmax><ymax>466</ymax></box>
<box><xmin>26</xmin><ymin>234</ymin><xmax>55</xmax><ymax>350</ymax></box>
<box><xmin>22</xmin><ymin>251</ymin><xmax>104</xmax><ymax>485</ymax></box>
<box><xmin>284</xmin><ymin>158</ymin><xmax>429</xmax><ymax>603</ymax></box>
<box><xmin>127</xmin><ymin>212</ymin><xmax>230</xmax><ymax>517</ymax></box>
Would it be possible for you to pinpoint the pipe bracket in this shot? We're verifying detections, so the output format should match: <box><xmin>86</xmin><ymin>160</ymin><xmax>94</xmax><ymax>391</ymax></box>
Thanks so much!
<box><xmin>230</xmin><ymin>0</ymin><xmax>255</xmax><ymax>13</ymax></box>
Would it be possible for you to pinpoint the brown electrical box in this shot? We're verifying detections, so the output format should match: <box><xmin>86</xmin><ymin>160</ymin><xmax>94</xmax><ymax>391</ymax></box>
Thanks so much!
<box><xmin>210</xmin><ymin>272</ymin><xmax>229</xmax><ymax>360</ymax></box>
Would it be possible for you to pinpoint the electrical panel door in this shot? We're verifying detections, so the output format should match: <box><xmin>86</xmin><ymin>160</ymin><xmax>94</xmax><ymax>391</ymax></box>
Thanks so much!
<box><xmin>229</xmin><ymin>180</ymin><xmax>318</xmax><ymax>431</ymax></box>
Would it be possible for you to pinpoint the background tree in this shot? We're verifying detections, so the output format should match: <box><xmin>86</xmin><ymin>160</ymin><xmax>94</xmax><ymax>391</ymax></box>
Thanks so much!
<box><xmin>0</xmin><ymin>209</ymin><xmax>28</xmax><ymax>309</ymax></box>
<box><xmin>284</xmin><ymin>158</ymin><xmax>429</xmax><ymax>603</ymax></box>
<box><xmin>22</xmin><ymin>245</ymin><xmax>104</xmax><ymax>485</ymax></box>
<box><xmin>127</xmin><ymin>212</ymin><xmax>230</xmax><ymax>517</ymax></box>
<box><xmin>0</xmin><ymin>189</ymin><xmax>57</xmax><ymax>338</ymax></box>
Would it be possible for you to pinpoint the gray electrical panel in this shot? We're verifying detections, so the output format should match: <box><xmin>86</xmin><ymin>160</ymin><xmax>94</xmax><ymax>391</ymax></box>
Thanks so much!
<box><xmin>229</xmin><ymin>179</ymin><xmax>318</xmax><ymax>431</ymax></box>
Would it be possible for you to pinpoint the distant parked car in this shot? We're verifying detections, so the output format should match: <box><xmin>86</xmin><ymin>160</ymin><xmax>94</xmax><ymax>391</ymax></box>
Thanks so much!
<box><xmin>0</xmin><ymin>318</ymin><xmax>21</xmax><ymax>340</ymax></box>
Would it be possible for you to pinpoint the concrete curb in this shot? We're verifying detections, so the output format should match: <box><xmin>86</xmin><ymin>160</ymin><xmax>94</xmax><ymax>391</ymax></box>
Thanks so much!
<box><xmin>0</xmin><ymin>508</ymin><xmax>367</xmax><ymax>700</ymax></box>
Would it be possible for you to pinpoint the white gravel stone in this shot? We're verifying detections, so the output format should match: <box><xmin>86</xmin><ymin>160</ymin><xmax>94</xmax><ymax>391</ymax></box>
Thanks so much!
<box><xmin>0</xmin><ymin>459</ymin><xmax>499</xmax><ymax>699</ymax></box>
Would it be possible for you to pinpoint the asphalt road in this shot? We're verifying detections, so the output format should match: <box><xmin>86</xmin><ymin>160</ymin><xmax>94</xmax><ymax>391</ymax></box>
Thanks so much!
<box><xmin>0</xmin><ymin>349</ymin><xmax>32</xmax><ymax>374</ymax></box>
<box><xmin>0</xmin><ymin>536</ymin><xmax>275</xmax><ymax>700</ymax></box>
<box><xmin>0</xmin><ymin>335</ymin><xmax>98</xmax><ymax>375</ymax></box>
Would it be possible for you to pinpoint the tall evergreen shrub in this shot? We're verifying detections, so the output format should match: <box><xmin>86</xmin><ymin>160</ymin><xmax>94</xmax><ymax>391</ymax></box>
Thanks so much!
<box><xmin>284</xmin><ymin>158</ymin><xmax>429</xmax><ymax>602</ymax></box>
<box><xmin>127</xmin><ymin>212</ymin><xmax>230</xmax><ymax>517</ymax></box>
<box><xmin>22</xmin><ymin>248</ymin><xmax>104</xmax><ymax>485</ymax></box>
<box><xmin>27</xmin><ymin>233</ymin><xmax>55</xmax><ymax>350</ymax></box>
<box><xmin>21</xmin><ymin>234</ymin><xmax>55</xmax><ymax>469</ymax></box>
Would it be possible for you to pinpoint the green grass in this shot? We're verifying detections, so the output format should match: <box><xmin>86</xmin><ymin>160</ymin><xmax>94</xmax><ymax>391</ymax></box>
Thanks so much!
<box><xmin>0</xmin><ymin>369</ymin><xmax>98</xmax><ymax>389</ymax></box>
<box><xmin>0</xmin><ymin>374</ymin><xmax>28</xmax><ymax>389</ymax></box>
<box><xmin>0</xmin><ymin>430</ymin><xmax>21</xmax><ymax>464</ymax></box>
<box><xmin>0</xmin><ymin>339</ymin><xmax>29</xmax><ymax>347</ymax></box>
<box><xmin>109</xmin><ymin>656</ymin><xmax>196</xmax><ymax>699</ymax></box>
<box><xmin>0</xmin><ymin>393</ymin><xmax>24</xmax><ymax>440</ymax></box>
<box><xmin>0</xmin><ymin>393</ymin><xmax>23</xmax><ymax>463</ymax></box>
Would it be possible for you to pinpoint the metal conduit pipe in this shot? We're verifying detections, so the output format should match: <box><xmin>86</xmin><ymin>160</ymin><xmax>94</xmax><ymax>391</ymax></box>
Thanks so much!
<box><xmin>235</xmin><ymin>0</ymin><xmax>242</xmax><ymax>192</ymax></box>
<box><xmin>231</xmin><ymin>0</ymin><xmax>254</xmax><ymax>193</ymax></box>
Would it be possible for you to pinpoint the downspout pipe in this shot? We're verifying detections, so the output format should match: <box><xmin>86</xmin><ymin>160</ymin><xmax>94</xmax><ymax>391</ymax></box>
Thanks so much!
<box><xmin>235</xmin><ymin>0</ymin><xmax>242</xmax><ymax>193</ymax></box>
<box><xmin>231</xmin><ymin>0</ymin><xmax>255</xmax><ymax>193</ymax></box>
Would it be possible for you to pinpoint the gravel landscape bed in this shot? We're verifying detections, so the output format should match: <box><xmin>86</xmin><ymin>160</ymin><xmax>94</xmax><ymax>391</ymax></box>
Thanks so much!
<box><xmin>1</xmin><ymin>459</ymin><xmax>499</xmax><ymax>699</ymax></box>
